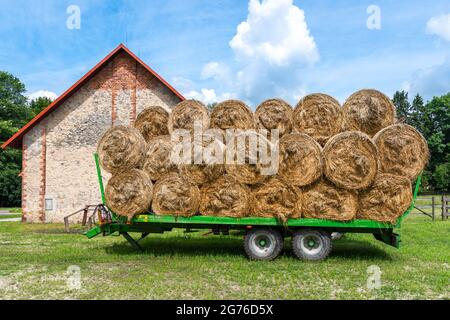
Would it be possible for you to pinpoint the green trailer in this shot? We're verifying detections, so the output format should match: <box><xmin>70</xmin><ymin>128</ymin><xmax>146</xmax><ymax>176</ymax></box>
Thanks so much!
<box><xmin>86</xmin><ymin>153</ymin><xmax>422</xmax><ymax>261</ymax></box>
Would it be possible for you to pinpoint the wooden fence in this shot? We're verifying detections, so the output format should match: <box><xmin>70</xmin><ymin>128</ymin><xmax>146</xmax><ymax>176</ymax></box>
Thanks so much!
<box><xmin>413</xmin><ymin>195</ymin><xmax>449</xmax><ymax>220</ymax></box>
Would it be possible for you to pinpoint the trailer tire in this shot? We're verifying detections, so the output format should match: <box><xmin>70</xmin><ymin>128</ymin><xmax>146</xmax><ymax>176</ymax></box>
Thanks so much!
<box><xmin>244</xmin><ymin>228</ymin><xmax>283</xmax><ymax>261</ymax></box>
<box><xmin>292</xmin><ymin>229</ymin><xmax>332</xmax><ymax>261</ymax></box>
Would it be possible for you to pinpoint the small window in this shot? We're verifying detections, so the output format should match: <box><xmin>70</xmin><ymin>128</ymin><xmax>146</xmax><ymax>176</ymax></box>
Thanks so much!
<box><xmin>45</xmin><ymin>198</ymin><xmax>54</xmax><ymax>211</ymax></box>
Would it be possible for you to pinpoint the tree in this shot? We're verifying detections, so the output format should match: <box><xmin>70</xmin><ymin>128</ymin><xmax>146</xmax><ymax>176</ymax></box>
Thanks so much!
<box><xmin>0</xmin><ymin>120</ymin><xmax>22</xmax><ymax>207</ymax></box>
<box><xmin>207</xmin><ymin>102</ymin><xmax>218</xmax><ymax>113</ymax></box>
<box><xmin>391</xmin><ymin>91</ymin><xmax>450</xmax><ymax>192</ymax></box>
<box><xmin>0</xmin><ymin>71</ymin><xmax>31</xmax><ymax>127</ymax></box>
<box><xmin>409</xmin><ymin>94</ymin><xmax>429</xmax><ymax>136</ymax></box>
<box><xmin>0</xmin><ymin>71</ymin><xmax>53</xmax><ymax>207</ymax></box>
<box><xmin>392</xmin><ymin>90</ymin><xmax>410</xmax><ymax>123</ymax></box>
<box><xmin>433</xmin><ymin>162</ymin><xmax>450</xmax><ymax>191</ymax></box>
<box><xmin>29</xmin><ymin>97</ymin><xmax>53</xmax><ymax>116</ymax></box>
<box><xmin>423</xmin><ymin>94</ymin><xmax>450</xmax><ymax>191</ymax></box>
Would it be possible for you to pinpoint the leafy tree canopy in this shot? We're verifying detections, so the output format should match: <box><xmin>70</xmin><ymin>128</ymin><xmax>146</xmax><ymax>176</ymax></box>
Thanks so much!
<box><xmin>0</xmin><ymin>71</ymin><xmax>53</xmax><ymax>207</ymax></box>
<box><xmin>392</xmin><ymin>91</ymin><xmax>450</xmax><ymax>191</ymax></box>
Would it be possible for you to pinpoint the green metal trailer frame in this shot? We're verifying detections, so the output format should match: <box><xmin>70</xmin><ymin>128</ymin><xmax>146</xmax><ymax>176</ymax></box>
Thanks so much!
<box><xmin>86</xmin><ymin>153</ymin><xmax>422</xmax><ymax>259</ymax></box>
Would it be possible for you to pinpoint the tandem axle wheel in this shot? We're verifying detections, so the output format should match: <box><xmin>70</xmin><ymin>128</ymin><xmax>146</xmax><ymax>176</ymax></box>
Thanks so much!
<box><xmin>244</xmin><ymin>228</ymin><xmax>283</xmax><ymax>261</ymax></box>
<box><xmin>244</xmin><ymin>228</ymin><xmax>333</xmax><ymax>261</ymax></box>
<box><xmin>292</xmin><ymin>229</ymin><xmax>332</xmax><ymax>261</ymax></box>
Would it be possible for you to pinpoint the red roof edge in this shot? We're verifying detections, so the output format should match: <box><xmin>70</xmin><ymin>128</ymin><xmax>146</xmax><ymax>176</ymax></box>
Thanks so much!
<box><xmin>2</xmin><ymin>43</ymin><xmax>185</xmax><ymax>149</ymax></box>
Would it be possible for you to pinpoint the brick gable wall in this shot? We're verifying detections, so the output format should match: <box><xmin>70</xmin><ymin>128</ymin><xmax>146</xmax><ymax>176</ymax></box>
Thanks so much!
<box><xmin>21</xmin><ymin>52</ymin><xmax>181</xmax><ymax>222</ymax></box>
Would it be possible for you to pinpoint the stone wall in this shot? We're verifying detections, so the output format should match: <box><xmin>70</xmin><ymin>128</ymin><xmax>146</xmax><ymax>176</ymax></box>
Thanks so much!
<box><xmin>22</xmin><ymin>52</ymin><xmax>182</xmax><ymax>222</ymax></box>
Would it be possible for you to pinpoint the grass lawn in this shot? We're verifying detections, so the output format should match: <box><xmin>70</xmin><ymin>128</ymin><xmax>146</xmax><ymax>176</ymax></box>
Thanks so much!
<box><xmin>0</xmin><ymin>214</ymin><xmax>21</xmax><ymax>220</ymax></box>
<box><xmin>0</xmin><ymin>214</ymin><xmax>448</xmax><ymax>300</ymax></box>
<box><xmin>0</xmin><ymin>208</ymin><xmax>21</xmax><ymax>213</ymax></box>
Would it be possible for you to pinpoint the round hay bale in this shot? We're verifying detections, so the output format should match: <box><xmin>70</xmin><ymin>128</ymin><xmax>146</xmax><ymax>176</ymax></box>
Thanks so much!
<box><xmin>226</xmin><ymin>163</ymin><xmax>264</xmax><ymax>185</ymax></box>
<box><xmin>199</xmin><ymin>175</ymin><xmax>251</xmax><ymax>217</ymax></box>
<box><xmin>357</xmin><ymin>174</ymin><xmax>412</xmax><ymax>223</ymax></box>
<box><xmin>225</xmin><ymin>131</ymin><xmax>273</xmax><ymax>185</ymax></box>
<box><xmin>97</xmin><ymin>125</ymin><xmax>146</xmax><ymax>174</ymax></box>
<box><xmin>301</xmin><ymin>179</ymin><xmax>358</xmax><ymax>221</ymax></box>
<box><xmin>105</xmin><ymin>169</ymin><xmax>153</xmax><ymax>219</ymax></box>
<box><xmin>342</xmin><ymin>89</ymin><xmax>396</xmax><ymax>136</ymax></box>
<box><xmin>292</xmin><ymin>93</ymin><xmax>343</xmax><ymax>145</ymax></box>
<box><xmin>255</xmin><ymin>99</ymin><xmax>293</xmax><ymax>137</ymax></box>
<box><xmin>180</xmin><ymin>164</ymin><xmax>225</xmax><ymax>186</ymax></box>
<box><xmin>168</xmin><ymin>99</ymin><xmax>210</xmax><ymax>133</ymax></box>
<box><xmin>373</xmin><ymin>124</ymin><xmax>429</xmax><ymax>180</ymax></box>
<box><xmin>251</xmin><ymin>178</ymin><xmax>301</xmax><ymax>221</ymax></box>
<box><xmin>210</xmin><ymin>99</ymin><xmax>255</xmax><ymax>130</ymax></box>
<box><xmin>323</xmin><ymin>131</ymin><xmax>378</xmax><ymax>190</ymax></box>
<box><xmin>178</xmin><ymin>131</ymin><xmax>226</xmax><ymax>185</ymax></box>
<box><xmin>278</xmin><ymin>133</ymin><xmax>323</xmax><ymax>187</ymax></box>
<box><xmin>152</xmin><ymin>173</ymin><xmax>200</xmax><ymax>217</ymax></box>
<box><xmin>134</xmin><ymin>106</ymin><xmax>170</xmax><ymax>142</ymax></box>
<box><xmin>142</xmin><ymin>136</ymin><xmax>178</xmax><ymax>181</ymax></box>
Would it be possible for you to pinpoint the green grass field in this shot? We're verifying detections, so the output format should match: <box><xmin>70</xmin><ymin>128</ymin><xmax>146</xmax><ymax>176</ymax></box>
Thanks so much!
<box><xmin>0</xmin><ymin>214</ymin><xmax>21</xmax><ymax>220</ymax></box>
<box><xmin>0</xmin><ymin>214</ymin><xmax>448</xmax><ymax>300</ymax></box>
<box><xmin>0</xmin><ymin>208</ymin><xmax>21</xmax><ymax>213</ymax></box>
<box><xmin>0</xmin><ymin>208</ymin><xmax>22</xmax><ymax>220</ymax></box>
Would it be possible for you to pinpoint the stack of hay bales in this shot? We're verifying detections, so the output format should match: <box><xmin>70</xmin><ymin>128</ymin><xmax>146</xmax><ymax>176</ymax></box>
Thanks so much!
<box><xmin>98</xmin><ymin>89</ymin><xmax>429</xmax><ymax>224</ymax></box>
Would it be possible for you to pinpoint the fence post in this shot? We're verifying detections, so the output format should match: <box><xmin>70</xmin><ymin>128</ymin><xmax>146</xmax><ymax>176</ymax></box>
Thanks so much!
<box><xmin>81</xmin><ymin>206</ymin><xmax>88</xmax><ymax>226</ymax></box>
<box><xmin>445</xmin><ymin>196</ymin><xmax>449</xmax><ymax>220</ymax></box>
<box><xmin>431</xmin><ymin>196</ymin><xmax>435</xmax><ymax>221</ymax></box>
<box><xmin>442</xmin><ymin>195</ymin><xmax>445</xmax><ymax>221</ymax></box>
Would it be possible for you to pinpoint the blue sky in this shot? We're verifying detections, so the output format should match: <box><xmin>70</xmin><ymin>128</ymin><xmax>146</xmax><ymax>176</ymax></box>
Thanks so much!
<box><xmin>0</xmin><ymin>0</ymin><xmax>449</xmax><ymax>107</ymax></box>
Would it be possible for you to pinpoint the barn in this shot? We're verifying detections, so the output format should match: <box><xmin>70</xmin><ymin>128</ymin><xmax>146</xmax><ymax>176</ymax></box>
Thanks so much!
<box><xmin>1</xmin><ymin>44</ymin><xmax>185</xmax><ymax>223</ymax></box>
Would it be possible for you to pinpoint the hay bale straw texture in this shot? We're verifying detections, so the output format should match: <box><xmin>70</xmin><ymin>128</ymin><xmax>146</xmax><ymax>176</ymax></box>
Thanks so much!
<box><xmin>293</xmin><ymin>93</ymin><xmax>343</xmax><ymax>145</ymax></box>
<box><xmin>180</xmin><ymin>163</ymin><xmax>225</xmax><ymax>186</ymax></box>
<box><xmin>251</xmin><ymin>178</ymin><xmax>301</xmax><ymax>220</ymax></box>
<box><xmin>255</xmin><ymin>99</ymin><xmax>293</xmax><ymax>137</ymax></box>
<box><xmin>225</xmin><ymin>131</ymin><xmax>273</xmax><ymax>185</ymax></box>
<box><xmin>357</xmin><ymin>174</ymin><xmax>413</xmax><ymax>223</ymax></box>
<box><xmin>210</xmin><ymin>99</ymin><xmax>255</xmax><ymax>130</ymax></box>
<box><xmin>374</xmin><ymin>124</ymin><xmax>429</xmax><ymax>180</ymax></box>
<box><xmin>278</xmin><ymin>133</ymin><xmax>323</xmax><ymax>187</ymax></box>
<box><xmin>178</xmin><ymin>131</ymin><xmax>226</xmax><ymax>185</ymax></box>
<box><xmin>200</xmin><ymin>175</ymin><xmax>251</xmax><ymax>217</ymax></box>
<box><xmin>97</xmin><ymin>125</ymin><xmax>146</xmax><ymax>174</ymax></box>
<box><xmin>343</xmin><ymin>89</ymin><xmax>396</xmax><ymax>136</ymax></box>
<box><xmin>142</xmin><ymin>136</ymin><xmax>178</xmax><ymax>181</ymax></box>
<box><xmin>152</xmin><ymin>173</ymin><xmax>200</xmax><ymax>217</ymax></box>
<box><xmin>105</xmin><ymin>169</ymin><xmax>153</xmax><ymax>219</ymax></box>
<box><xmin>168</xmin><ymin>99</ymin><xmax>210</xmax><ymax>133</ymax></box>
<box><xmin>134</xmin><ymin>106</ymin><xmax>170</xmax><ymax>142</ymax></box>
<box><xmin>323</xmin><ymin>131</ymin><xmax>378</xmax><ymax>190</ymax></box>
<box><xmin>226</xmin><ymin>163</ymin><xmax>264</xmax><ymax>185</ymax></box>
<box><xmin>301</xmin><ymin>179</ymin><xmax>358</xmax><ymax>221</ymax></box>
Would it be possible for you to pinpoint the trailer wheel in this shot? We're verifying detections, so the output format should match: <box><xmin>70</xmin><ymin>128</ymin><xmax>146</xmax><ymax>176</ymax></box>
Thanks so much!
<box><xmin>292</xmin><ymin>229</ymin><xmax>332</xmax><ymax>261</ymax></box>
<box><xmin>244</xmin><ymin>228</ymin><xmax>283</xmax><ymax>261</ymax></box>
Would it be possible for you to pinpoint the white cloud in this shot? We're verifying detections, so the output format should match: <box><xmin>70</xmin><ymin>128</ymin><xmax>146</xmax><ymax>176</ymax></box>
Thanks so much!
<box><xmin>198</xmin><ymin>0</ymin><xmax>318</xmax><ymax>105</ymax></box>
<box><xmin>230</xmin><ymin>0</ymin><xmax>319</xmax><ymax>66</ymax></box>
<box><xmin>173</xmin><ymin>76</ymin><xmax>233</xmax><ymax>104</ymax></box>
<box><xmin>171</xmin><ymin>76</ymin><xmax>196</xmax><ymax>94</ymax></box>
<box><xmin>426</xmin><ymin>13</ymin><xmax>450</xmax><ymax>42</ymax></box>
<box><xmin>185</xmin><ymin>88</ymin><xmax>233</xmax><ymax>105</ymax></box>
<box><xmin>201</xmin><ymin>62</ymin><xmax>230</xmax><ymax>81</ymax></box>
<box><xmin>28</xmin><ymin>90</ymin><xmax>57</xmax><ymax>101</ymax></box>
<box><xmin>177</xmin><ymin>0</ymin><xmax>319</xmax><ymax>106</ymax></box>
<box><xmin>407</xmin><ymin>56</ymin><xmax>450</xmax><ymax>99</ymax></box>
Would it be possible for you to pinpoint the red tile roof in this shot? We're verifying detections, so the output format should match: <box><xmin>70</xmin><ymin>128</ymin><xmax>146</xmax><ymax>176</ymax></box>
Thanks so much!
<box><xmin>2</xmin><ymin>43</ymin><xmax>185</xmax><ymax>149</ymax></box>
